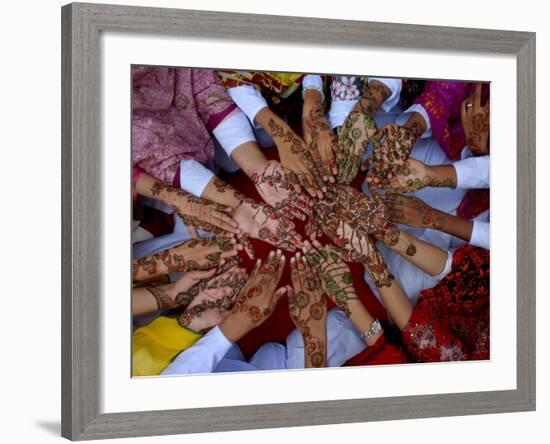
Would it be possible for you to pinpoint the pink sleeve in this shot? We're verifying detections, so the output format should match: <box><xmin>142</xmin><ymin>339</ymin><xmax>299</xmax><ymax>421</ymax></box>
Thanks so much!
<box><xmin>191</xmin><ymin>69</ymin><xmax>237</xmax><ymax>131</ymax></box>
<box><xmin>132</xmin><ymin>166</ymin><xmax>146</xmax><ymax>201</ymax></box>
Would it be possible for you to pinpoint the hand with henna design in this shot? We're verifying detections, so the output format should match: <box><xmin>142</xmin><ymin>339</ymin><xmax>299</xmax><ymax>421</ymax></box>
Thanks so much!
<box><xmin>178</xmin><ymin>285</ymin><xmax>238</xmax><ymax>334</ymax></box>
<box><xmin>133</xmin><ymin>268</ymin><xmax>217</xmax><ymax>316</ymax></box>
<box><xmin>173</xmin><ymin>259</ymin><xmax>248</xmax><ymax>308</ymax></box>
<box><xmin>384</xmin><ymin>192</ymin><xmax>445</xmax><ymax>230</ymax></box>
<box><xmin>302</xmin><ymin>240</ymin><xmax>387</xmax><ymax>344</ymax></box>
<box><xmin>220</xmin><ymin>250</ymin><xmax>288</xmax><ymax>342</ymax></box>
<box><xmin>287</xmin><ymin>252</ymin><xmax>327</xmax><ymax>368</ymax></box>
<box><xmin>302</xmin><ymin>94</ymin><xmax>338</xmax><ymax>184</ymax></box>
<box><xmin>314</xmin><ymin>184</ymin><xmax>401</xmax><ymax>247</ymax></box>
<box><xmin>302</xmin><ymin>242</ymin><xmax>359</xmax><ymax>316</ymax></box>
<box><xmin>132</xmin><ymin>236</ymin><xmax>242</xmax><ymax>282</ymax></box>
<box><xmin>233</xmin><ymin>196</ymin><xmax>302</xmax><ymax>252</ymax></box>
<box><xmin>335</xmin><ymin>81</ymin><xmax>389</xmax><ymax>184</ymax></box>
<box><xmin>461</xmin><ymin>83</ymin><xmax>489</xmax><ymax>156</ymax></box>
<box><xmin>367</xmin><ymin>122</ymin><xmax>423</xmax><ymax>188</ymax></box>
<box><xmin>256</xmin><ymin>109</ymin><xmax>325</xmax><ymax>198</ymax></box>
<box><xmin>153</xmin><ymin>182</ymin><xmax>241</xmax><ymax>236</ymax></box>
<box><xmin>249</xmin><ymin>160</ymin><xmax>312</xmax><ymax>221</ymax></box>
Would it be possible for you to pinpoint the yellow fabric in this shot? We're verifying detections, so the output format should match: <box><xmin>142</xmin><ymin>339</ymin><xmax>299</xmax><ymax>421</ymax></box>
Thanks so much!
<box><xmin>132</xmin><ymin>316</ymin><xmax>202</xmax><ymax>376</ymax></box>
<box><xmin>218</xmin><ymin>71</ymin><xmax>303</xmax><ymax>99</ymax></box>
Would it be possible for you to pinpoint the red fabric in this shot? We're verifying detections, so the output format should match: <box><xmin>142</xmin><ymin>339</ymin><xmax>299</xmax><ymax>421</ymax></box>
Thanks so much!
<box><xmin>220</xmin><ymin>147</ymin><xmax>387</xmax><ymax>359</ymax></box>
<box><xmin>344</xmin><ymin>335</ymin><xmax>408</xmax><ymax>367</ymax></box>
<box><xmin>402</xmin><ymin>245</ymin><xmax>490</xmax><ymax>362</ymax></box>
<box><xmin>457</xmin><ymin>188</ymin><xmax>490</xmax><ymax>220</ymax></box>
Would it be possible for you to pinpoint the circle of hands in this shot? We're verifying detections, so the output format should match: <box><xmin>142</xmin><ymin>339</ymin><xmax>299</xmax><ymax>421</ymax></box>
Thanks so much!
<box><xmin>141</xmin><ymin>83</ymin><xmax>490</xmax><ymax>343</ymax></box>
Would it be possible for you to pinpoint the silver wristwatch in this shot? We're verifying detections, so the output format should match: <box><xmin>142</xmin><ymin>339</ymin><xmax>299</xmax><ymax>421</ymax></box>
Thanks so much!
<box><xmin>360</xmin><ymin>319</ymin><xmax>382</xmax><ymax>341</ymax></box>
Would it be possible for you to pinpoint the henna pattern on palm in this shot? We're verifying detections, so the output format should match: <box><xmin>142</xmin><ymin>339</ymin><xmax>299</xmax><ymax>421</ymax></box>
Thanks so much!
<box><xmin>335</xmin><ymin>82</ymin><xmax>389</xmax><ymax>184</ymax></box>
<box><xmin>288</xmin><ymin>254</ymin><xmax>327</xmax><ymax>368</ymax></box>
<box><xmin>368</xmin><ymin>123</ymin><xmax>423</xmax><ymax>187</ymax></box>
<box><xmin>267</xmin><ymin>117</ymin><xmax>325</xmax><ymax>197</ymax></box>
<box><xmin>313</xmin><ymin>184</ymin><xmax>400</xmax><ymax>248</ymax></box>
<box><xmin>233</xmin><ymin>196</ymin><xmax>302</xmax><ymax>252</ymax></box>
<box><xmin>304</xmin><ymin>245</ymin><xmax>358</xmax><ymax>316</ymax></box>
<box><xmin>249</xmin><ymin>160</ymin><xmax>312</xmax><ymax>219</ymax></box>
<box><xmin>230</xmin><ymin>251</ymin><xmax>285</xmax><ymax>325</ymax></box>
<box><xmin>302</xmin><ymin>106</ymin><xmax>337</xmax><ymax>182</ymax></box>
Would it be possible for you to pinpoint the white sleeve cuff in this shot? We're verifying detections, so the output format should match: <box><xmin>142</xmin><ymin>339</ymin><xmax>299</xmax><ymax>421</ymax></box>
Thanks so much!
<box><xmin>433</xmin><ymin>249</ymin><xmax>454</xmax><ymax>280</ymax></box>
<box><xmin>302</xmin><ymin>74</ymin><xmax>324</xmax><ymax>102</ymax></box>
<box><xmin>212</xmin><ymin>110</ymin><xmax>256</xmax><ymax>156</ymax></box>
<box><xmin>395</xmin><ymin>104</ymin><xmax>432</xmax><ymax>138</ymax></box>
<box><xmin>226</xmin><ymin>85</ymin><xmax>268</xmax><ymax>125</ymax></box>
<box><xmin>453</xmin><ymin>155</ymin><xmax>490</xmax><ymax>189</ymax></box>
<box><xmin>469</xmin><ymin>220</ymin><xmax>490</xmax><ymax>250</ymax></box>
<box><xmin>328</xmin><ymin>99</ymin><xmax>358</xmax><ymax>129</ymax></box>
<box><xmin>368</xmin><ymin>77</ymin><xmax>402</xmax><ymax>112</ymax></box>
<box><xmin>179</xmin><ymin>159</ymin><xmax>215</xmax><ymax>197</ymax></box>
<box><xmin>161</xmin><ymin>326</ymin><xmax>233</xmax><ymax>376</ymax></box>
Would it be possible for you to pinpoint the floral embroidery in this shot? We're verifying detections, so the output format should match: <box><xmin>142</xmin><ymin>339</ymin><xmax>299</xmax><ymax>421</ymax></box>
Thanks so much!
<box><xmin>330</xmin><ymin>76</ymin><xmax>366</xmax><ymax>101</ymax></box>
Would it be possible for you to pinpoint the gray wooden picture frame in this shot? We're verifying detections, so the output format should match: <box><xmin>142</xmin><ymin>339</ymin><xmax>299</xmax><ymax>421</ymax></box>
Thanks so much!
<box><xmin>61</xmin><ymin>2</ymin><xmax>536</xmax><ymax>440</ymax></box>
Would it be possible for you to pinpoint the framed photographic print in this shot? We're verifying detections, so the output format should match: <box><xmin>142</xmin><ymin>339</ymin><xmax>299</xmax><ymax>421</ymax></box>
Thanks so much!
<box><xmin>61</xmin><ymin>2</ymin><xmax>536</xmax><ymax>440</ymax></box>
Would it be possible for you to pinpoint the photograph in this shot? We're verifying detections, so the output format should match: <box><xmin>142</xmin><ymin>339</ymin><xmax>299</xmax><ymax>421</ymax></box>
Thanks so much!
<box><xmin>130</xmin><ymin>67</ymin><xmax>490</xmax><ymax>377</ymax></box>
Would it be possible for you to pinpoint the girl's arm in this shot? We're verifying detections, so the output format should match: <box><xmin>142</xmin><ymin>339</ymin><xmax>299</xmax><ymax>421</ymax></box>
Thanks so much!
<box><xmin>384</xmin><ymin>229</ymin><xmax>449</xmax><ymax>277</ymax></box>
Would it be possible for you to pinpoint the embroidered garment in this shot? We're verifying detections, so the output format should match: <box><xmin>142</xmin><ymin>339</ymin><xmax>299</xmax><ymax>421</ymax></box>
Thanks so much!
<box><xmin>415</xmin><ymin>81</ymin><xmax>471</xmax><ymax>160</ymax></box>
<box><xmin>218</xmin><ymin>70</ymin><xmax>303</xmax><ymax>113</ymax></box>
<box><xmin>330</xmin><ymin>75</ymin><xmax>368</xmax><ymax>101</ymax></box>
<box><xmin>402</xmin><ymin>245</ymin><xmax>490</xmax><ymax>362</ymax></box>
<box><xmin>132</xmin><ymin>67</ymin><xmax>237</xmax><ymax>185</ymax></box>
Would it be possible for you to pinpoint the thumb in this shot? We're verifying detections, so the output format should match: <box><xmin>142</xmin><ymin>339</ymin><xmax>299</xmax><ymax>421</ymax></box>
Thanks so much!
<box><xmin>268</xmin><ymin>287</ymin><xmax>287</xmax><ymax>313</ymax></box>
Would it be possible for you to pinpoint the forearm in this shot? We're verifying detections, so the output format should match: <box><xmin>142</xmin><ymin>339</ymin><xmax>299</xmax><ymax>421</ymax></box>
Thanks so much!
<box><xmin>132</xmin><ymin>287</ymin><xmax>160</xmax><ymax>316</ymax></box>
<box><xmin>229</xmin><ymin>141</ymin><xmax>270</xmax><ymax>178</ymax></box>
<box><xmin>432</xmin><ymin>210</ymin><xmax>474</xmax><ymax>242</ymax></box>
<box><xmin>254</xmin><ymin>107</ymin><xmax>293</xmax><ymax>156</ymax></box>
<box><xmin>135</xmin><ymin>171</ymin><xmax>166</xmax><ymax>200</ymax></box>
<box><xmin>376</xmin><ymin>280</ymin><xmax>413</xmax><ymax>331</ymax></box>
<box><xmin>386</xmin><ymin>230</ymin><xmax>448</xmax><ymax>276</ymax></box>
<box><xmin>424</xmin><ymin>164</ymin><xmax>457</xmax><ymax>188</ymax></box>
<box><xmin>132</xmin><ymin>283</ymin><xmax>176</xmax><ymax>316</ymax></box>
<box><xmin>201</xmin><ymin>177</ymin><xmax>243</xmax><ymax>209</ymax></box>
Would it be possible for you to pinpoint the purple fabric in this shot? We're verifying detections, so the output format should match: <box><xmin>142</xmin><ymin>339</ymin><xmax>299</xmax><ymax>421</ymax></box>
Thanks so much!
<box><xmin>132</xmin><ymin>67</ymin><xmax>236</xmax><ymax>184</ymax></box>
<box><xmin>415</xmin><ymin>81</ymin><xmax>471</xmax><ymax>160</ymax></box>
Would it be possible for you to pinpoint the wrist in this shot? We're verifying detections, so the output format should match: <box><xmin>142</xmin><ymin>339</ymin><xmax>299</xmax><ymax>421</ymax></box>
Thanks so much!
<box><xmin>364</xmin><ymin>264</ymin><xmax>394</xmax><ymax>288</ymax></box>
<box><xmin>219</xmin><ymin>313</ymin><xmax>250</xmax><ymax>343</ymax></box>
<box><xmin>303</xmin><ymin>89</ymin><xmax>324</xmax><ymax>109</ymax></box>
<box><xmin>429</xmin><ymin>164</ymin><xmax>457</xmax><ymax>188</ymax></box>
<box><xmin>424</xmin><ymin>207</ymin><xmax>446</xmax><ymax>230</ymax></box>
<box><xmin>403</xmin><ymin>112</ymin><xmax>426</xmax><ymax>140</ymax></box>
<box><xmin>158</xmin><ymin>185</ymin><xmax>178</xmax><ymax>207</ymax></box>
<box><xmin>230</xmin><ymin>141</ymin><xmax>269</xmax><ymax>178</ymax></box>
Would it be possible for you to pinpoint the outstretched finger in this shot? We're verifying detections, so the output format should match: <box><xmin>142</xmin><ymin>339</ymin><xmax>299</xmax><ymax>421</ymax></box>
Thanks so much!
<box><xmin>249</xmin><ymin>258</ymin><xmax>262</xmax><ymax>279</ymax></box>
<box><xmin>268</xmin><ymin>286</ymin><xmax>287</xmax><ymax>314</ymax></box>
<box><xmin>473</xmin><ymin>83</ymin><xmax>482</xmax><ymax>109</ymax></box>
<box><xmin>290</xmin><ymin>255</ymin><xmax>302</xmax><ymax>292</ymax></box>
